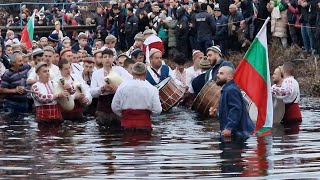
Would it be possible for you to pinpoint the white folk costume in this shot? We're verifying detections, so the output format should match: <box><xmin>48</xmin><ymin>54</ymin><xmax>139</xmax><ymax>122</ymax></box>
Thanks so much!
<box><xmin>54</xmin><ymin>74</ymin><xmax>92</xmax><ymax>121</ymax></box>
<box><xmin>31</xmin><ymin>81</ymin><xmax>63</xmax><ymax>122</ymax></box>
<box><xmin>71</xmin><ymin>63</ymin><xmax>84</xmax><ymax>77</ymax></box>
<box><xmin>112</xmin><ymin>79</ymin><xmax>162</xmax><ymax>129</ymax></box>
<box><xmin>28</xmin><ymin>64</ymin><xmax>60</xmax><ymax>82</ymax></box>
<box><xmin>186</xmin><ymin>66</ymin><xmax>202</xmax><ymax>89</ymax></box>
<box><xmin>90</xmin><ymin>66</ymin><xmax>133</xmax><ymax>126</ymax></box>
<box><xmin>272</xmin><ymin>76</ymin><xmax>302</xmax><ymax>122</ymax></box>
<box><xmin>173</xmin><ymin>68</ymin><xmax>187</xmax><ymax>88</ymax></box>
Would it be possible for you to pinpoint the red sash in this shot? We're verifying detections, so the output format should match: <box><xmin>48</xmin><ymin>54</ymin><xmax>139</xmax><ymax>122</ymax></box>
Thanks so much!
<box><xmin>283</xmin><ymin>103</ymin><xmax>302</xmax><ymax>123</ymax></box>
<box><xmin>36</xmin><ymin>104</ymin><xmax>63</xmax><ymax>122</ymax></box>
<box><xmin>121</xmin><ymin>109</ymin><xmax>152</xmax><ymax>129</ymax></box>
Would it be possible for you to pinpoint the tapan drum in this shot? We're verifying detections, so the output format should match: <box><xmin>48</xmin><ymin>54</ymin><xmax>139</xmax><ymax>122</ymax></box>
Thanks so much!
<box><xmin>191</xmin><ymin>80</ymin><xmax>220</xmax><ymax>117</ymax></box>
<box><xmin>156</xmin><ymin>77</ymin><xmax>185</xmax><ymax>112</ymax></box>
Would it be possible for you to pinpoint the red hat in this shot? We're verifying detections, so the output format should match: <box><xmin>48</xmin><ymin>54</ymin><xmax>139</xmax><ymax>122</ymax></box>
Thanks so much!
<box><xmin>83</xmin><ymin>56</ymin><xmax>95</xmax><ymax>63</ymax></box>
<box><xmin>192</xmin><ymin>50</ymin><xmax>204</xmax><ymax>60</ymax></box>
<box><xmin>60</xmin><ymin>48</ymin><xmax>72</xmax><ymax>57</ymax></box>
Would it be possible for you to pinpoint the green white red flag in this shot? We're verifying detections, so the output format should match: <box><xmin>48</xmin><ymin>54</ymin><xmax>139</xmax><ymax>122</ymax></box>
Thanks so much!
<box><xmin>20</xmin><ymin>12</ymin><xmax>35</xmax><ymax>50</ymax></box>
<box><xmin>234</xmin><ymin>17</ymin><xmax>273</xmax><ymax>137</ymax></box>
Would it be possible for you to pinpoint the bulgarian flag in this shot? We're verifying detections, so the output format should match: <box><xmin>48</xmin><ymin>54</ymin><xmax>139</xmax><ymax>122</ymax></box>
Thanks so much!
<box><xmin>234</xmin><ymin>17</ymin><xmax>273</xmax><ymax>137</ymax></box>
<box><xmin>20</xmin><ymin>12</ymin><xmax>35</xmax><ymax>50</ymax></box>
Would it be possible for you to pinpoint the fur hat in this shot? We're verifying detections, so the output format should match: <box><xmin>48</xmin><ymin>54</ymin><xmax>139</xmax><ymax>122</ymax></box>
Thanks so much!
<box><xmin>32</xmin><ymin>48</ymin><xmax>44</xmax><ymax>57</ymax></box>
<box><xmin>60</xmin><ymin>48</ymin><xmax>72</xmax><ymax>57</ymax></box>
<box><xmin>132</xmin><ymin>62</ymin><xmax>147</xmax><ymax>75</ymax></box>
<box><xmin>149</xmin><ymin>48</ymin><xmax>162</xmax><ymax>58</ymax></box>
<box><xmin>35</xmin><ymin>62</ymin><xmax>48</xmax><ymax>73</ymax></box>
<box><xmin>43</xmin><ymin>46</ymin><xmax>56</xmax><ymax>53</ymax></box>
<box><xmin>134</xmin><ymin>33</ymin><xmax>144</xmax><ymax>41</ymax></box>
<box><xmin>105</xmin><ymin>34</ymin><xmax>117</xmax><ymax>43</ymax></box>
<box><xmin>83</xmin><ymin>56</ymin><xmax>95</xmax><ymax>63</ymax></box>
<box><xmin>199</xmin><ymin>58</ymin><xmax>211</xmax><ymax>69</ymax></box>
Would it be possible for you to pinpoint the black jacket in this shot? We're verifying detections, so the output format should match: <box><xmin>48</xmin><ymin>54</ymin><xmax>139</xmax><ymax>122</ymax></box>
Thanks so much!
<box><xmin>195</xmin><ymin>11</ymin><xmax>216</xmax><ymax>41</ymax></box>
<box><xmin>125</xmin><ymin>14</ymin><xmax>139</xmax><ymax>37</ymax></box>
<box><xmin>71</xmin><ymin>43</ymin><xmax>92</xmax><ymax>56</ymax></box>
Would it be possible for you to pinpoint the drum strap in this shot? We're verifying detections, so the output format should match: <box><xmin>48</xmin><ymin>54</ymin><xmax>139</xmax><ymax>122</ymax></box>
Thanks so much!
<box><xmin>151</xmin><ymin>67</ymin><xmax>161</xmax><ymax>78</ymax></box>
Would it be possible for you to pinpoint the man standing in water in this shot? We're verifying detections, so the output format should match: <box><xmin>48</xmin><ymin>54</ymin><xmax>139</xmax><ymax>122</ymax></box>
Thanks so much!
<box><xmin>272</xmin><ymin>62</ymin><xmax>302</xmax><ymax>123</ymax></box>
<box><xmin>112</xmin><ymin>62</ymin><xmax>162</xmax><ymax>130</ymax></box>
<box><xmin>272</xmin><ymin>66</ymin><xmax>283</xmax><ymax>87</ymax></box>
<box><xmin>210</xmin><ymin>66</ymin><xmax>254</xmax><ymax>138</ymax></box>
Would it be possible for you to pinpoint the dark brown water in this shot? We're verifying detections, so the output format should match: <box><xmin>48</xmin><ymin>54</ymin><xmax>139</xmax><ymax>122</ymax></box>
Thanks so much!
<box><xmin>0</xmin><ymin>97</ymin><xmax>319</xmax><ymax>179</ymax></box>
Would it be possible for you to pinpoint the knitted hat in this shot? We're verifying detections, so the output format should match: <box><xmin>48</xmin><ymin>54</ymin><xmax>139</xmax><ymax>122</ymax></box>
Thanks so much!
<box><xmin>149</xmin><ymin>48</ymin><xmax>162</xmax><ymax>58</ymax></box>
<box><xmin>32</xmin><ymin>48</ymin><xmax>44</xmax><ymax>57</ymax></box>
<box><xmin>132</xmin><ymin>62</ymin><xmax>147</xmax><ymax>75</ymax></box>
<box><xmin>207</xmin><ymin>46</ymin><xmax>222</xmax><ymax>56</ymax></box>
<box><xmin>118</xmin><ymin>53</ymin><xmax>129</xmax><ymax>59</ymax></box>
<box><xmin>35</xmin><ymin>62</ymin><xmax>48</xmax><ymax>73</ymax></box>
<box><xmin>143</xmin><ymin>29</ymin><xmax>154</xmax><ymax>35</ymax></box>
<box><xmin>48</xmin><ymin>33</ymin><xmax>59</xmax><ymax>42</ymax></box>
<box><xmin>43</xmin><ymin>46</ymin><xmax>56</xmax><ymax>53</ymax></box>
<box><xmin>93</xmin><ymin>49</ymin><xmax>103</xmax><ymax>56</ymax></box>
<box><xmin>134</xmin><ymin>32</ymin><xmax>144</xmax><ymax>41</ymax></box>
<box><xmin>78</xmin><ymin>32</ymin><xmax>87</xmax><ymax>40</ymax></box>
<box><xmin>60</xmin><ymin>47</ymin><xmax>72</xmax><ymax>57</ymax></box>
<box><xmin>131</xmin><ymin>48</ymin><xmax>143</xmax><ymax>57</ymax></box>
<box><xmin>192</xmin><ymin>50</ymin><xmax>204</xmax><ymax>60</ymax></box>
<box><xmin>199</xmin><ymin>58</ymin><xmax>211</xmax><ymax>69</ymax></box>
<box><xmin>105</xmin><ymin>34</ymin><xmax>117</xmax><ymax>42</ymax></box>
<box><xmin>62</xmin><ymin>36</ymin><xmax>71</xmax><ymax>42</ymax></box>
<box><xmin>83</xmin><ymin>56</ymin><xmax>95</xmax><ymax>63</ymax></box>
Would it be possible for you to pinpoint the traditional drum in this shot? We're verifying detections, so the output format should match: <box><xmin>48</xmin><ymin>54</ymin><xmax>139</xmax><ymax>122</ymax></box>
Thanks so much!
<box><xmin>242</xmin><ymin>91</ymin><xmax>285</xmax><ymax>124</ymax></box>
<box><xmin>53</xmin><ymin>78</ymin><xmax>75</xmax><ymax>111</ymax></box>
<box><xmin>156</xmin><ymin>77</ymin><xmax>185</xmax><ymax>112</ymax></box>
<box><xmin>191</xmin><ymin>80</ymin><xmax>220</xmax><ymax>117</ymax></box>
<box><xmin>104</xmin><ymin>71</ymin><xmax>123</xmax><ymax>86</ymax></box>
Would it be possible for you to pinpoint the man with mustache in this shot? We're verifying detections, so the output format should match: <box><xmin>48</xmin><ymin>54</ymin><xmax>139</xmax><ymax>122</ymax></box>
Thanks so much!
<box><xmin>0</xmin><ymin>52</ymin><xmax>31</xmax><ymax>113</ymax></box>
<box><xmin>210</xmin><ymin>66</ymin><xmax>254</xmax><ymax>138</ymax></box>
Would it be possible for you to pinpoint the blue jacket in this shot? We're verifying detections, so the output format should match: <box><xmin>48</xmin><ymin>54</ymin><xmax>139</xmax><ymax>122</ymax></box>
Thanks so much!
<box><xmin>218</xmin><ymin>80</ymin><xmax>254</xmax><ymax>138</ymax></box>
<box><xmin>214</xmin><ymin>15</ymin><xmax>228</xmax><ymax>41</ymax></box>
<box><xmin>205</xmin><ymin>59</ymin><xmax>234</xmax><ymax>82</ymax></box>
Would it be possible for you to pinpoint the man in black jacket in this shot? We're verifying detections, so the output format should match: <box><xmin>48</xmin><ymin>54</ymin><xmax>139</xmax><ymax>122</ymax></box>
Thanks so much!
<box><xmin>213</xmin><ymin>6</ymin><xmax>228</xmax><ymax>54</ymax></box>
<box><xmin>71</xmin><ymin>33</ymin><xmax>93</xmax><ymax>56</ymax></box>
<box><xmin>175</xmin><ymin>8</ymin><xmax>189</xmax><ymax>57</ymax></box>
<box><xmin>195</xmin><ymin>3</ymin><xmax>216</xmax><ymax>54</ymax></box>
<box><xmin>125</xmin><ymin>7</ymin><xmax>139</xmax><ymax>49</ymax></box>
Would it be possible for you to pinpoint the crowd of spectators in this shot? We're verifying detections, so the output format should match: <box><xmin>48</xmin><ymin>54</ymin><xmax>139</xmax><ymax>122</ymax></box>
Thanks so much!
<box><xmin>1</xmin><ymin>0</ymin><xmax>320</xmax><ymax>58</ymax></box>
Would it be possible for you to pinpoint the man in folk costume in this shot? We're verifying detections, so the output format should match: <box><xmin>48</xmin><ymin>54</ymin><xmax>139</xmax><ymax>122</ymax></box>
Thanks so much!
<box><xmin>186</xmin><ymin>50</ymin><xmax>204</xmax><ymax>89</ymax></box>
<box><xmin>146</xmin><ymin>48</ymin><xmax>182</xmax><ymax>86</ymax></box>
<box><xmin>93</xmin><ymin>49</ymin><xmax>103</xmax><ymax>70</ymax></box>
<box><xmin>272</xmin><ymin>62</ymin><xmax>302</xmax><ymax>123</ymax></box>
<box><xmin>90</xmin><ymin>49</ymin><xmax>132</xmax><ymax>126</ymax></box>
<box><xmin>112</xmin><ymin>62</ymin><xmax>162</xmax><ymax>130</ymax></box>
<box><xmin>272</xmin><ymin>65</ymin><xmax>284</xmax><ymax>87</ymax></box>
<box><xmin>31</xmin><ymin>62</ymin><xmax>69</xmax><ymax>122</ymax></box>
<box><xmin>143</xmin><ymin>29</ymin><xmax>164</xmax><ymax>65</ymax></box>
<box><xmin>27</xmin><ymin>46</ymin><xmax>61</xmax><ymax>86</ymax></box>
<box><xmin>82</xmin><ymin>56</ymin><xmax>95</xmax><ymax>86</ymax></box>
<box><xmin>60</xmin><ymin>48</ymin><xmax>83</xmax><ymax>77</ymax></box>
<box><xmin>172</xmin><ymin>53</ymin><xmax>188</xmax><ymax>89</ymax></box>
<box><xmin>54</xmin><ymin>59</ymin><xmax>92</xmax><ymax>121</ymax></box>
<box><xmin>191</xmin><ymin>46</ymin><xmax>234</xmax><ymax>94</ymax></box>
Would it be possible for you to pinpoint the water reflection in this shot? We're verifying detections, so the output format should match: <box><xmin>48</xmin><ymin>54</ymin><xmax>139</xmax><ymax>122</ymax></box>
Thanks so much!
<box><xmin>0</xmin><ymin>97</ymin><xmax>317</xmax><ymax>178</ymax></box>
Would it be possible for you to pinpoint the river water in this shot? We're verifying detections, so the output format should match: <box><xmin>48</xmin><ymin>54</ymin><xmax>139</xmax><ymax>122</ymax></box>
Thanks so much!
<box><xmin>0</xmin><ymin>97</ymin><xmax>319</xmax><ymax>179</ymax></box>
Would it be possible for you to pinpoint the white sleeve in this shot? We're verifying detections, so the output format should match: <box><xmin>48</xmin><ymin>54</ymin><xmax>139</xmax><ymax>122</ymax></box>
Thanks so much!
<box><xmin>90</xmin><ymin>71</ymin><xmax>103</xmax><ymax>98</ymax></box>
<box><xmin>272</xmin><ymin>80</ymin><xmax>293</xmax><ymax>99</ymax></box>
<box><xmin>111</xmin><ymin>88</ymin><xmax>122</xmax><ymax>117</ymax></box>
<box><xmin>76</xmin><ymin>74</ymin><xmax>93</xmax><ymax>104</ymax></box>
<box><xmin>27</xmin><ymin>69</ymin><xmax>37</xmax><ymax>81</ymax></box>
<box><xmin>151</xmin><ymin>88</ymin><xmax>163</xmax><ymax>115</ymax></box>
<box><xmin>169</xmin><ymin>67</ymin><xmax>183</xmax><ymax>87</ymax></box>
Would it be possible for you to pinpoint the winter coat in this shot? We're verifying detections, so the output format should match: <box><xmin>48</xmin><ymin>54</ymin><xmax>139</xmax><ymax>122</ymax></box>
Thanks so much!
<box><xmin>165</xmin><ymin>20</ymin><xmax>177</xmax><ymax>47</ymax></box>
<box><xmin>268</xmin><ymin>0</ymin><xmax>288</xmax><ymax>38</ymax></box>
